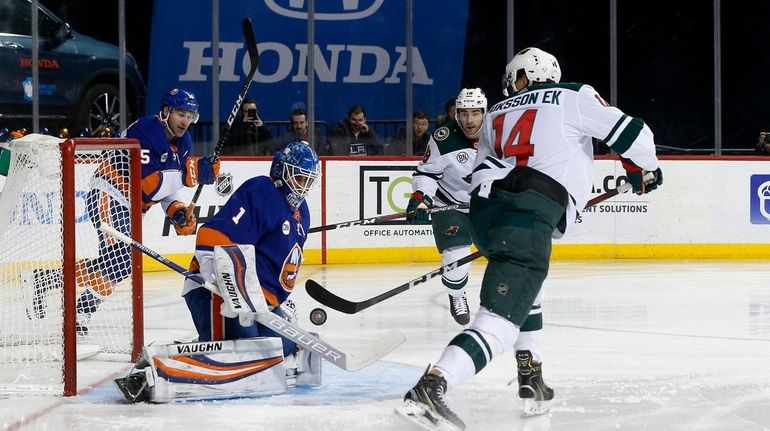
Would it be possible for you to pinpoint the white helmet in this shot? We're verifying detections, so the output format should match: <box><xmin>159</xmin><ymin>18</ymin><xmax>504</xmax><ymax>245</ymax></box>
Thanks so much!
<box><xmin>455</xmin><ymin>87</ymin><xmax>487</xmax><ymax>112</ymax></box>
<box><xmin>455</xmin><ymin>88</ymin><xmax>487</xmax><ymax>139</ymax></box>
<box><xmin>503</xmin><ymin>47</ymin><xmax>561</xmax><ymax>96</ymax></box>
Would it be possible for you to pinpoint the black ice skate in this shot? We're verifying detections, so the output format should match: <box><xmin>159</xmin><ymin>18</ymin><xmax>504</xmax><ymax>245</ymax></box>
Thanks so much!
<box><xmin>515</xmin><ymin>350</ymin><xmax>554</xmax><ymax>416</ymax></box>
<box><xmin>395</xmin><ymin>365</ymin><xmax>466</xmax><ymax>431</ymax></box>
<box><xmin>22</xmin><ymin>269</ymin><xmax>60</xmax><ymax>319</ymax></box>
<box><xmin>448</xmin><ymin>293</ymin><xmax>470</xmax><ymax>326</ymax></box>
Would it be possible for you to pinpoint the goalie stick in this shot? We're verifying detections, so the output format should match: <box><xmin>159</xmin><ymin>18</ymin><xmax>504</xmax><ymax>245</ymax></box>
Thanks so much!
<box><xmin>308</xmin><ymin>203</ymin><xmax>469</xmax><ymax>233</ymax></box>
<box><xmin>97</xmin><ymin>223</ymin><xmax>405</xmax><ymax>372</ymax></box>
<box><xmin>188</xmin><ymin>17</ymin><xmax>260</xmax><ymax>211</ymax></box>
<box><xmin>306</xmin><ymin>179</ymin><xmax>643</xmax><ymax>314</ymax></box>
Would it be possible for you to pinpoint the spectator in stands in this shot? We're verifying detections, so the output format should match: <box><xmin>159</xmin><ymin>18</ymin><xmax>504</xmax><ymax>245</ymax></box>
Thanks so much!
<box><xmin>436</xmin><ymin>97</ymin><xmax>457</xmax><ymax>126</ymax></box>
<box><xmin>278</xmin><ymin>108</ymin><xmax>329</xmax><ymax>155</ymax></box>
<box><xmin>386</xmin><ymin>111</ymin><xmax>431</xmax><ymax>156</ymax></box>
<box><xmin>223</xmin><ymin>99</ymin><xmax>276</xmax><ymax>156</ymax></box>
<box><xmin>757</xmin><ymin>132</ymin><xmax>770</xmax><ymax>155</ymax></box>
<box><xmin>329</xmin><ymin>105</ymin><xmax>383</xmax><ymax>156</ymax></box>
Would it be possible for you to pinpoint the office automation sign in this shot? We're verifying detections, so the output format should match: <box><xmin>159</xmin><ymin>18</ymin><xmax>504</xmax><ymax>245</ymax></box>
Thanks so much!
<box><xmin>147</xmin><ymin>1</ymin><xmax>469</xmax><ymax>123</ymax></box>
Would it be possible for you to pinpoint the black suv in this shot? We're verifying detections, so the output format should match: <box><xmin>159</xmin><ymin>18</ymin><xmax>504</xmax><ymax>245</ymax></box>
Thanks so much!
<box><xmin>0</xmin><ymin>0</ymin><xmax>146</xmax><ymax>134</ymax></box>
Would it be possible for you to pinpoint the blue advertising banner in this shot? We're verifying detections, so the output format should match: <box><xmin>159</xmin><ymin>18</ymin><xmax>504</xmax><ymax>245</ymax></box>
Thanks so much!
<box><xmin>147</xmin><ymin>0</ymin><xmax>469</xmax><ymax>124</ymax></box>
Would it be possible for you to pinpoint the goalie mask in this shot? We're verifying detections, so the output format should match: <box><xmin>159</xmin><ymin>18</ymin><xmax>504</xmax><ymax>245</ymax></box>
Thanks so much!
<box><xmin>160</xmin><ymin>88</ymin><xmax>200</xmax><ymax>124</ymax></box>
<box><xmin>502</xmin><ymin>47</ymin><xmax>561</xmax><ymax>96</ymax></box>
<box><xmin>270</xmin><ymin>141</ymin><xmax>321</xmax><ymax>209</ymax></box>
<box><xmin>455</xmin><ymin>88</ymin><xmax>487</xmax><ymax>140</ymax></box>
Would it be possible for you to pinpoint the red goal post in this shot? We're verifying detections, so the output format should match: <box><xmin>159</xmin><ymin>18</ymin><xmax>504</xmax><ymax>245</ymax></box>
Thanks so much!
<box><xmin>0</xmin><ymin>136</ymin><xmax>143</xmax><ymax>396</ymax></box>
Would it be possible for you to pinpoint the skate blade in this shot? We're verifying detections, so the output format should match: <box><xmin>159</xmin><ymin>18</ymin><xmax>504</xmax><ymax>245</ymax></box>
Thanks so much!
<box><xmin>522</xmin><ymin>398</ymin><xmax>552</xmax><ymax>416</ymax></box>
<box><xmin>395</xmin><ymin>400</ymin><xmax>462</xmax><ymax>431</ymax></box>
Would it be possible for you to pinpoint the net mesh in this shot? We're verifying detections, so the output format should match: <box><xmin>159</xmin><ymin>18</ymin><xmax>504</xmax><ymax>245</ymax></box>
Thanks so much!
<box><xmin>0</xmin><ymin>136</ymin><xmax>138</xmax><ymax>394</ymax></box>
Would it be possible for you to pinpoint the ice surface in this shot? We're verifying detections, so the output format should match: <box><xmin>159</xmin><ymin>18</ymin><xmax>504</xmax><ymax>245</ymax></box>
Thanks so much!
<box><xmin>1</xmin><ymin>260</ymin><xmax>769</xmax><ymax>430</ymax></box>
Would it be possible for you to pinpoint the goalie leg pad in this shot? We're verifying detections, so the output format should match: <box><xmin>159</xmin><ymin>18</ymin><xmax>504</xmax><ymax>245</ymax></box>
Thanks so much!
<box><xmin>116</xmin><ymin>337</ymin><xmax>287</xmax><ymax>403</ymax></box>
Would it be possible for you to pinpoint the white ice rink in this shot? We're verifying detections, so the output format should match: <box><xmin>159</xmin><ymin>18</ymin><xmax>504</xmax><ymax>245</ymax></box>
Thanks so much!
<box><xmin>2</xmin><ymin>259</ymin><xmax>770</xmax><ymax>430</ymax></box>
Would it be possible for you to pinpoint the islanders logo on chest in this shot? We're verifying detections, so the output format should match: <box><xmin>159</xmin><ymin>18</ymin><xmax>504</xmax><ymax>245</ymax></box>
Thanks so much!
<box><xmin>279</xmin><ymin>243</ymin><xmax>303</xmax><ymax>292</ymax></box>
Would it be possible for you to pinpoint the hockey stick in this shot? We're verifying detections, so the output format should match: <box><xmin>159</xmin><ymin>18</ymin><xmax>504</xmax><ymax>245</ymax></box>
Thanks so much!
<box><xmin>97</xmin><ymin>223</ymin><xmax>405</xmax><ymax>372</ymax></box>
<box><xmin>188</xmin><ymin>18</ymin><xmax>260</xmax><ymax>211</ymax></box>
<box><xmin>308</xmin><ymin>203</ymin><xmax>469</xmax><ymax>233</ymax></box>
<box><xmin>306</xmin><ymin>179</ymin><xmax>642</xmax><ymax>314</ymax></box>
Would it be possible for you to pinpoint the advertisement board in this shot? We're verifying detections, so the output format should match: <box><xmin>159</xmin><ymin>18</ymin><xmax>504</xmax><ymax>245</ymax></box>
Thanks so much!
<box><xmin>147</xmin><ymin>1</ymin><xmax>469</xmax><ymax>124</ymax></box>
<box><xmin>4</xmin><ymin>156</ymin><xmax>770</xmax><ymax>270</ymax></box>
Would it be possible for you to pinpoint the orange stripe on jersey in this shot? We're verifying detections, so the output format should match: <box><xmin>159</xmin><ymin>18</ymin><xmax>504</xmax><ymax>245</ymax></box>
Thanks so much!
<box><xmin>263</xmin><ymin>288</ymin><xmax>279</xmax><ymax>308</ymax></box>
<box><xmin>196</xmin><ymin>226</ymin><xmax>234</xmax><ymax>249</ymax></box>
<box><xmin>95</xmin><ymin>159</ymin><xmax>130</xmax><ymax>198</ymax></box>
<box><xmin>75</xmin><ymin>260</ymin><xmax>114</xmax><ymax>296</ymax></box>
<box><xmin>189</xmin><ymin>258</ymin><xmax>200</xmax><ymax>273</ymax></box>
<box><xmin>141</xmin><ymin>171</ymin><xmax>162</xmax><ymax>198</ymax></box>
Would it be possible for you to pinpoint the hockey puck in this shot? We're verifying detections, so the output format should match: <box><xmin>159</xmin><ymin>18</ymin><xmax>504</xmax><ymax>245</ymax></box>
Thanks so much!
<box><xmin>309</xmin><ymin>308</ymin><xmax>327</xmax><ymax>325</ymax></box>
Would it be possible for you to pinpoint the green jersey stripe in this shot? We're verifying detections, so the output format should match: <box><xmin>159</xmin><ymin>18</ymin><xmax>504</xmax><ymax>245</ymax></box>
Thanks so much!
<box><xmin>610</xmin><ymin>117</ymin><xmax>644</xmax><ymax>154</ymax></box>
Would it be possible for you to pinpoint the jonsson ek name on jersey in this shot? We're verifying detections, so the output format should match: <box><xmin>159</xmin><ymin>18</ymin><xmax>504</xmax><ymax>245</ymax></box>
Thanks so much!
<box><xmin>489</xmin><ymin>90</ymin><xmax>562</xmax><ymax>114</ymax></box>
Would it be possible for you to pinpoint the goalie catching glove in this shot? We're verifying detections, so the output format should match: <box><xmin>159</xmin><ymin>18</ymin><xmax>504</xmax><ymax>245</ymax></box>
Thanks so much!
<box><xmin>166</xmin><ymin>200</ymin><xmax>196</xmax><ymax>236</ymax></box>
<box><xmin>620</xmin><ymin>157</ymin><xmax>663</xmax><ymax>195</ymax></box>
<box><xmin>182</xmin><ymin>155</ymin><xmax>220</xmax><ymax>187</ymax></box>
<box><xmin>406</xmin><ymin>191</ymin><xmax>433</xmax><ymax>224</ymax></box>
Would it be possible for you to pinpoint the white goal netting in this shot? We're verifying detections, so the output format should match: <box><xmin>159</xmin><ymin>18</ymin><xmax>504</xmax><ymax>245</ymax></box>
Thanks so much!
<box><xmin>0</xmin><ymin>135</ymin><xmax>142</xmax><ymax>395</ymax></box>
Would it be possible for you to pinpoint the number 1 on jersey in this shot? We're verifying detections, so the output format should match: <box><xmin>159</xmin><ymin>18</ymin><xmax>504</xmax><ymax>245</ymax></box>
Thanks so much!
<box><xmin>492</xmin><ymin>109</ymin><xmax>537</xmax><ymax>166</ymax></box>
<box><xmin>232</xmin><ymin>207</ymin><xmax>246</xmax><ymax>224</ymax></box>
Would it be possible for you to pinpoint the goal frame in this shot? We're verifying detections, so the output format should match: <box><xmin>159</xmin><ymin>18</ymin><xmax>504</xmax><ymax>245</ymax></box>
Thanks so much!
<box><xmin>61</xmin><ymin>138</ymin><xmax>144</xmax><ymax>396</ymax></box>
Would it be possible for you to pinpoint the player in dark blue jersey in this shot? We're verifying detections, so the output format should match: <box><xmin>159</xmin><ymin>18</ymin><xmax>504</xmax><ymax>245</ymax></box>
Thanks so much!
<box><xmin>25</xmin><ymin>89</ymin><xmax>221</xmax><ymax>336</ymax></box>
<box><xmin>183</xmin><ymin>140</ymin><xmax>320</xmax><ymax>357</ymax></box>
<box><xmin>125</xmin><ymin>87</ymin><xmax>219</xmax><ymax>236</ymax></box>
<box><xmin>111</xmin><ymin>142</ymin><xmax>322</xmax><ymax>403</ymax></box>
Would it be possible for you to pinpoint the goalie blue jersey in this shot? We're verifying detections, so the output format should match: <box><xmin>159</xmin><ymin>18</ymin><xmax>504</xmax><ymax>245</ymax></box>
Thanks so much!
<box><xmin>191</xmin><ymin>175</ymin><xmax>309</xmax><ymax>307</ymax></box>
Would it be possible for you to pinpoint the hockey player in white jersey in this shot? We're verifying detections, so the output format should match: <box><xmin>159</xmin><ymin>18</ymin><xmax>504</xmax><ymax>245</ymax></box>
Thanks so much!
<box><xmin>409</xmin><ymin>89</ymin><xmax>553</xmax><ymax>407</ymax></box>
<box><xmin>408</xmin><ymin>87</ymin><xmax>486</xmax><ymax>326</ymax></box>
<box><xmin>397</xmin><ymin>47</ymin><xmax>662</xmax><ymax>430</ymax></box>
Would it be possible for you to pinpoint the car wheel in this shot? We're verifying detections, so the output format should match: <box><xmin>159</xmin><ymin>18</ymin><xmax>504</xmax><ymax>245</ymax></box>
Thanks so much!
<box><xmin>72</xmin><ymin>83</ymin><xmax>132</xmax><ymax>136</ymax></box>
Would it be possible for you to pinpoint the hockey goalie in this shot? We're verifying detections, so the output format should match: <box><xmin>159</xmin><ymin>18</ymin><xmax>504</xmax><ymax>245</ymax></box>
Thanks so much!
<box><xmin>114</xmin><ymin>244</ymin><xmax>322</xmax><ymax>403</ymax></box>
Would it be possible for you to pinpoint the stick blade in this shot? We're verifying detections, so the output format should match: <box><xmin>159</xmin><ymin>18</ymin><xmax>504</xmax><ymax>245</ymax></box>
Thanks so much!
<box><xmin>241</xmin><ymin>17</ymin><xmax>259</xmax><ymax>68</ymax></box>
<box><xmin>344</xmin><ymin>330</ymin><xmax>406</xmax><ymax>372</ymax></box>
<box><xmin>305</xmin><ymin>279</ymin><xmax>360</xmax><ymax>314</ymax></box>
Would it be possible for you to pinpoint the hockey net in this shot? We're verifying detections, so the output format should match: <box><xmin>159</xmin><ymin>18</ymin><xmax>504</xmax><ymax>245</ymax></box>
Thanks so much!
<box><xmin>0</xmin><ymin>135</ymin><xmax>143</xmax><ymax>396</ymax></box>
